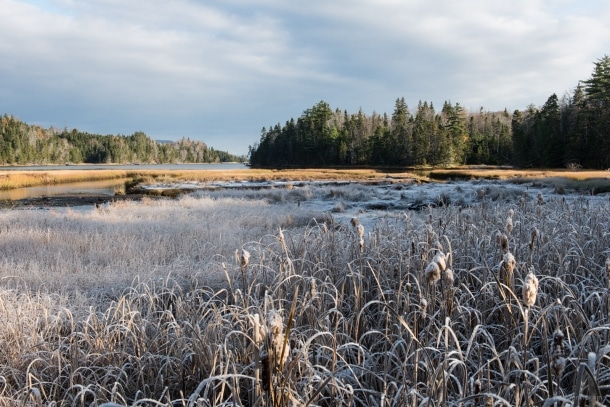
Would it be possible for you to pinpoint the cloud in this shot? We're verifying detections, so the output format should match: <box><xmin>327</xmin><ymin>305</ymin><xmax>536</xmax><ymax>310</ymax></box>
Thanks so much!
<box><xmin>1</xmin><ymin>0</ymin><xmax>609</xmax><ymax>154</ymax></box>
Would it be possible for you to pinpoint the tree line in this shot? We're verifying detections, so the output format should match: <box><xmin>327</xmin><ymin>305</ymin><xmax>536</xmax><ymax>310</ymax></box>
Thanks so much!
<box><xmin>249</xmin><ymin>55</ymin><xmax>610</xmax><ymax>169</ymax></box>
<box><xmin>0</xmin><ymin>118</ymin><xmax>244</xmax><ymax>165</ymax></box>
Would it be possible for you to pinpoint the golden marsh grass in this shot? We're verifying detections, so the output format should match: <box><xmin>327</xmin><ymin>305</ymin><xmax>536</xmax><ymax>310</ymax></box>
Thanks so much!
<box><xmin>2</xmin><ymin>166</ymin><xmax>609</xmax><ymax>192</ymax></box>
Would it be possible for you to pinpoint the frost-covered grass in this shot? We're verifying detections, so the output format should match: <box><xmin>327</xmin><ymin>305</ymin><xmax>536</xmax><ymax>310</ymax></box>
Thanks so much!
<box><xmin>0</xmin><ymin>183</ymin><xmax>608</xmax><ymax>406</ymax></box>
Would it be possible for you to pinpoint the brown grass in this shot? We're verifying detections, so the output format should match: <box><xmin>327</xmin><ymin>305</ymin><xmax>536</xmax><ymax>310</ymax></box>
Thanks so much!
<box><xmin>0</xmin><ymin>168</ymin><xmax>425</xmax><ymax>190</ymax></box>
<box><xmin>0</xmin><ymin>169</ymin><xmax>130</xmax><ymax>190</ymax></box>
<box><xmin>427</xmin><ymin>167</ymin><xmax>610</xmax><ymax>181</ymax></box>
<box><xmin>2</xmin><ymin>166</ymin><xmax>609</xmax><ymax>192</ymax></box>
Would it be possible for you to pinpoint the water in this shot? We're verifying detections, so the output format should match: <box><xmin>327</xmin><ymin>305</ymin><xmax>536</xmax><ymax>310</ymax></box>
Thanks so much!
<box><xmin>0</xmin><ymin>163</ymin><xmax>250</xmax><ymax>200</ymax></box>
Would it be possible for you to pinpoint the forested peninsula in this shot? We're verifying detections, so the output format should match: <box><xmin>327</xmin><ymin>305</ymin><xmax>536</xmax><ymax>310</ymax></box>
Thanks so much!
<box><xmin>0</xmin><ymin>117</ymin><xmax>244</xmax><ymax>165</ymax></box>
<box><xmin>249</xmin><ymin>55</ymin><xmax>610</xmax><ymax>170</ymax></box>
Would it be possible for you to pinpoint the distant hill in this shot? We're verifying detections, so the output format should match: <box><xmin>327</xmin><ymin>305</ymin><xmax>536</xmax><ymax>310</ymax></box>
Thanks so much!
<box><xmin>0</xmin><ymin>114</ymin><xmax>245</xmax><ymax>165</ymax></box>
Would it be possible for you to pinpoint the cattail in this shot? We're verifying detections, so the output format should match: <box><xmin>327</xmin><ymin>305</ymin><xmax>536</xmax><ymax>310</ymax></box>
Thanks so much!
<box><xmin>529</xmin><ymin>227</ymin><xmax>539</xmax><ymax>251</ymax></box>
<box><xmin>500</xmin><ymin>252</ymin><xmax>516</xmax><ymax>288</ymax></box>
<box><xmin>496</xmin><ymin>231</ymin><xmax>509</xmax><ymax>253</ymax></box>
<box><xmin>420</xmin><ymin>298</ymin><xmax>428</xmax><ymax>316</ymax></box>
<box><xmin>537</xmin><ymin>192</ymin><xmax>544</xmax><ymax>205</ymax></box>
<box><xmin>442</xmin><ymin>267</ymin><xmax>454</xmax><ymax>287</ymax></box>
<box><xmin>267</xmin><ymin>309</ymin><xmax>289</xmax><ymax>368</ymax></box>
<box><xmin>278</xmin><ymin>228</ymin><xmax>285</xmax><ymax>245</ymax></box>
<box><xmin>356</xmin><ymin>223</ymin><xmax>364</xmax><ymax>239</ymax></box>
<box><xmin>432</xmin><ymin>251</ymin><xmax>446</xmax><ymax>271</ymax></box>
<box><xmin>522</xmin><ymin>268</ymin><xmax>539</xmax><ymax>307</ymax></box>
<box><xmin>473</xmin><ymin>379</ymin><xmax>481</xmax><ymax>395</ymax></box>
<box><xmin>551</xmin><ymin>328</ymin><xmax>566</xmax><ymax>379</ymax></box>
<box><xmin>605</xmin><ymin>258</ymin><xmax>610</xmax><ymax>284</ymax></box>
<box><xmin>425</xmin><ymin>261</ymin><xmax>441</xmax><ymax>285</ymax></box>
<box><xmin>350</xmin><ymin>217</ymin><xmax>359</xmax><ymax>228</ymax></box>
<box><xmin>508</xmin><ymin>208</ymin><xmax>514</xmax><ymax>218</ymax></box>
<box><xmin>240</xmin><ymin>249</ymin><xmax>250</xmax><ymax>270</ymax></box>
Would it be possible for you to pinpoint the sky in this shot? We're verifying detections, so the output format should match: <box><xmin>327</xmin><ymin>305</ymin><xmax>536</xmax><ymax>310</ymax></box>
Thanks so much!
<box><xmin>1</xmin><ymin>1</ymin><xmax>609</xmax><ymax>156</ymax></box>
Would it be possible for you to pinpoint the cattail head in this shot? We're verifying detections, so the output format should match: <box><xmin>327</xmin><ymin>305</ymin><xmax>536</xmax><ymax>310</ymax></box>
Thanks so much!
<box><xmin>496</xmin><ymin>231</ymin><xmax>509</xmax><ymax>253</ymax></box>
<box><xmin>501</xmin><ymin>252</ymin><xmax>516</xmax><ymax>277</ymax></box>
<box><xmin>551</xmin><ymin>328</ymin><xmax>566</xmax><ymax>379</ymax></box>
<box><xmin>425</xmin><ymin>261</ymin><xmax>441</xmax><ymax>285</ymax></box>
<box><xmin>432</xmin><ymin>251</ymin><xmax>446</xmax><ymax>271</ymax></box>
<box><xmin>240</xmin><ymin>249</ymin><xmax>250</xmax><ymax>269</ymax></box>
<box><xmin>522</xmin><ymin>268</ymin><xmax>539</xmax><ymax>307</ymax></box>
<box><xmin>278</xmin><ymin>228</ymin><xmax>285</xmax><ymax>245</ymax></box>
<box><xmin>537</xmin><ymin>192</ymin><xmax>544</xmax><ymax>205</ymax></box>
<box><xmin>508</xmin><ymin>208</ymin><xmax>514</xmax><ymax>218</ymax></box>
<box><xmin>530</xmin><ymin>227</ymin><xmax>539</xmax><ymax>251</ymax></box>
<box><xmin>504</xmin><ymin>252</ymin><xmax>516</xmax><ymax>270</ymax></box>
<box><xmin>350</xmin><ymin>217</ymin><xmax>359</xmax><ymax>228</ymax></box>
<box><xmin>266</xmin><ymin>309</ymin><xmax>288</xmax><ymax>368</ymax></box>
<box><xmin>356</xmin><ymin>223</ymin><xmax>364</xmax><ymax>239</ymax></box>
<box><xmin>442</xmin><ymin>268</ymin><xmax>454</xmax><ymax>287</ymax></box>
<box><xmin>605</xmin><ymin>258</ymin><xmax>610</xmax><ymax>282</ymax></box>
<box><xmin>420</xmin><ymin>298</ymin><xmax>428</xmax><ymax>315</ymax></box>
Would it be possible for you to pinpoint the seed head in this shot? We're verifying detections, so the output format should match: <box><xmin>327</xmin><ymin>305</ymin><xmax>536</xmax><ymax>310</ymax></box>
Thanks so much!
<box><xmin>240</xmin><ymin>249</ymin><xmax>250</xmax><ymax>269</ymax></box>
<box><xmin>432</xmin><ymin>252</ymin><xmax>447</xmax><ymax>271</ymax></box>
<box><xmin>442</xmin><ymin>268</ymin><xmax>454</xmax><ymax>287</ymax></box>
<box><xmin>420</xmin><ymin>298</ymin><xmax>428</xmax><ymax>315</ymax></box>
<box><xmin>425</xmin><ymin>261</ymin><xmax>441</xmax><ymax>285</ymax></box>
<box><xmin>529</xmin><ymin>227</ymin><xmax>539</xmax><ymax>251</ymax></box>
<box><xmin>267</xmin><ymin>309</ymin><xmax>288</xmax><ymax>368</ymax></box>
<box><xmin>496</xmin><ymin>231</ymin><xmax>509</xmax><ymax>253</ymax></box>
<box><xmin>551</xmin><ymin>328</ymin><xmax>566</xmax><ymax>379</ymax></box>
<box><xmin>522</xmin><ymin>268</ymin><xmax>539</xmax><ymax>308</ymax></box>
<box><xmin>502</xmin><ymin>252</ymin><xmax>516</xmax><ymax>273</ymax></box>
<box><xmin>357</xmin><ymin>224</ymin><xmax>364</xmax><ymax>239</ymax></box>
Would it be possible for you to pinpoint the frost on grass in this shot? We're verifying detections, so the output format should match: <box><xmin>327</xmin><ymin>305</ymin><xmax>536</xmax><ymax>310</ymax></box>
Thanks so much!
<box><xmin>0</xmin><ymin>182</ymin><xmax>608</xmax><ymax>405</ymax></box>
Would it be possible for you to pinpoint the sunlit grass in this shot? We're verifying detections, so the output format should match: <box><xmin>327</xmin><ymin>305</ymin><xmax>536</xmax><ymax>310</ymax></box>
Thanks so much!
<box><xmin>428</xmin><ymin>167</ymin><xmax>610</xmax><ymax>181</ymax></box>
<box><xmin>2</xmin><ymin>166</ymin><xmax>610</xmax><ymax>192</ymax></box>
<box><xmin>0</xmin><ymin>169</ymin><xmax>129</xmax><ymax>190</ymax></box>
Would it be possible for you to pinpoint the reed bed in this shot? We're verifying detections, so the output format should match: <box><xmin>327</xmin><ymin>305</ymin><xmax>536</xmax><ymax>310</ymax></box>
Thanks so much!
<box><xmin>0</xmin><ymin>170</ymin><xmax>130</xmax><ymax>190</ymax></box>
<box><xmin>0</xmin><ymin>184</ymin><xmax>608</xmax><ymax>406</ymax></box>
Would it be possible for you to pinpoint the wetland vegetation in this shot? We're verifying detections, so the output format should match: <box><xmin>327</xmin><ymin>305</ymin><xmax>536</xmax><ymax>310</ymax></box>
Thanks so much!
<box><xmin>0</xmin><ymin>169</ymin><xmax>608</xmax><ymax>406</ymax></box>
